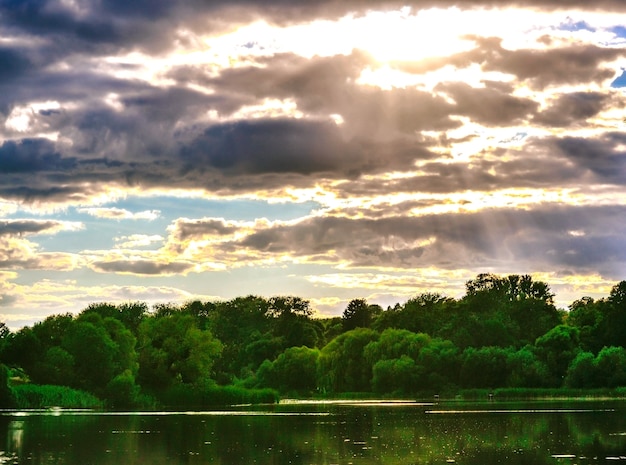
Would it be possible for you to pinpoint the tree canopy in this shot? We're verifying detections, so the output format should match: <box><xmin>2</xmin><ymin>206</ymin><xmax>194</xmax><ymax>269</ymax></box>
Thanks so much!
<box><xmin>0</xmin><ymin>275</ymin><xmax>625</xmax><ymax>405</ymax></box>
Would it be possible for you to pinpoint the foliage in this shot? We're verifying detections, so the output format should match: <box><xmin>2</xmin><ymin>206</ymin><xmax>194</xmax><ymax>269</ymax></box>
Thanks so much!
<box><xmin>256</xmin><ymin>346</ymin><xmax>320</xmax><ymax>393</ymax></box>
<box><xmin>159</xmin><ymin>383</ymin><xmax>278</xmax><ymax>407</ymax></box>
<box><xmin>371</xmin><ymin>355</ymin><xmax>419</xmax><ymax>394</ymax></box>
<box><xmin>0</xmin><ymin>364</ymin><xmax>15</xmax><ymax>408</ymax></box>
<box><xmin>460</xmin><ymin>346</ymin><xmax>510</xmax><ymax>388</ymax></box>
<box><xmin>104</xmin><ymin>370</ymin><xmax>142</xmax><ymax>409</ymax></box>
<box><xmin>342</xmin><ymin>299</ymin><xmax>381</xmax><ymax>331</ymax></box>
<box><xmin>317</xmin><ymin>328</ymin><xmax>379</xmax><ymax>393</ymax></box>
<box><xmin>137</xmin><ymin>313</ymin><xmax>222</xmax><ymax>391</ymax></box>
<box><xmin>534</xmin><ymin>324</ymin><xmax>580</xmax><ymax>385</ymax></box>
<box><xmin>364</xmin><ymin>329</ymin><xmax>431</xmax><ymax>362</ymax></box>
<box><xmin>12</xmin><ymin>384</ymin><xmax>103</xmax><ymax>409</ymax></box>
<box><xmin>2</xmin><ymin>274</ymin><xmax>626</xmax><ymax>409</ymax></box>
<box><xmin>566</xmin><ymin>346</ymin><xmax>626</xmax><ymax>388</ymax></box>
<box><xmin>506</xmin><ymin>346</ymin><xmax>550</xmax><ymax>388</ymax></box>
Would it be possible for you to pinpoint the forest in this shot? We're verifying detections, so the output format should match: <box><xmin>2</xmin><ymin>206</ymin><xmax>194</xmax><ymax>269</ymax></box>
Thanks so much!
<box><xmin>0</xmin><ymin>273</ymin><xmax>625</xmax><ymax>409</ymax></box>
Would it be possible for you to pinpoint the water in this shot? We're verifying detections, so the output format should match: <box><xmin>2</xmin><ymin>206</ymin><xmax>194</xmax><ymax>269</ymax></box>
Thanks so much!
<box><xmin>1</xmin><ymin>399</ymin><xmax>625</xmax><ymax>464</ymax></box>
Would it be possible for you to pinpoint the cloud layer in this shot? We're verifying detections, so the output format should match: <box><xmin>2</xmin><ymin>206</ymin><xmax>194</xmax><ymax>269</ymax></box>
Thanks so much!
<box><xmin>1</xmin><ymin>0</ymin><xmax>625</xmax><ymax>326</ymax></box>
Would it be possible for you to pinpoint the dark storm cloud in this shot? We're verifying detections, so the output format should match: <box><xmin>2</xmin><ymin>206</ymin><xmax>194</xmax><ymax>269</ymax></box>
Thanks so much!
<box><xmin>533</xmin><ymin>92</ymin><xmax>611</xmax><ymax>127</ymax></box>
<box><xmin>0</xmin><ymin>139</ymin><xmax>74</xmax><ymax>172</ymax></box>
<box><xmin>553</xmin><ymin>133</ymin><xmax>626</xmax><ymax>184</ymax></box>
<box><xmin>0</xmin><ymin>0</ymin><xmax>622</xmax><ymax>206</ymax></box>
<box><xmin>476</xmin><ymin>38</ymin><xmax>625</xmax><ymax>90</ymax></box>
<box><xmin>394</xmin><ymin>38</ymin><xmax>625</xmax><ymax>91</ymax></box>
<box><xmin>0</xmin><ymin>120</ymin><xmax>430</xmax><ymax>202</ymax></box>
<box><xmin>437</xmin><ymin>81</ymin><xmax>538</xmax><ymax>126</ymax></box>
<box><xmin>0</xmin><ymin>0</ymin><xmax>168</xmax><ymax>53</ymax></box>
<box><xmin>196</xmin><ymin>52</ymin><xmax>372</xmax><ymax>112</ymax></box>
<box><xmin>180</xmin><ymin>119</ymin><xmax>357</xmax><ymax>176</ymax></box>
<box><xmin>172</xmin><ymin>218</ymin><xmax>240</xmax><ymax>241</ymax></box>
<box><xmin>0</xmin><ymin>47</ymin><xmax>32</xmax><ymax>85</ymax></box>
<box><xmin>0</xmin><ymin>219</ymin><xmax>73</xmax><ymax>236</ymax></box>
<box><xmin>0</xmin><ymin>63</ymin><xmax>158</xmax><ymax>123</ymax></box>
<box><xmin>90</xmin><ymin>259</ymin><xmax>193</xmax><ymax>275</ymax></box>
<box><xmin>0</xmin><ymin>185</ymin><xmax>98</xmax><ymax>204</ymax></box>
<box><xmin>3</xmin><ymin>0</ymin><xmax>626</xmax><ymax>61</ymax></box>
<box><xmin>226</xmin><ymin>204</ymin><xmax>626</xmax><ymax>276</ymax></box>
<box><xmin>177</xmin><ymin>116</ymin><xmax>439</xmax><ymax>179</ymax></box>
<box><xmin>122</xmin><ymin>87</ymin><xmax>248</xmax><ymax>122</ymax></box>
<box><xmin>325</xmin><ymin>136</ymin><xmax>589</xmax><ymax>197</ymax></box>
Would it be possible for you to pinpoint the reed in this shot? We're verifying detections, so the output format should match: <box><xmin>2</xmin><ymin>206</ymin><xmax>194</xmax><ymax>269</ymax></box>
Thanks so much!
<box><xmin>13</xmin><ymin>384</ymin><xmax>103</xmax><ymax>409</ymax></box>
<box><xmin>160</xmin><ymin>384</ymin><xmax>279</xmax><ymax>407</ymax></box>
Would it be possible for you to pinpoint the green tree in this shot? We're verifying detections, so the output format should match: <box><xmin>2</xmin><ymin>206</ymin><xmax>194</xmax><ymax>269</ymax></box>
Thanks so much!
<box><xmin>35</xmin><ymin>346</ymin><xmax>75</xmax><ymax>386</ymax></box>
<box><xmin>567</xmin><ymin>297</ymin><xmax>604</xmax><ymax>353</ymax></box>
<box><xmin>601</xmin><ymin>281</ymin><xmax>626</xmax><ymax>348</ymax></box>
<box><xmin>81</xmin><ymin>302</ymin><xmax>148</xmax><ymax>334</ymax></box>
<box><xmin>342</xmin><ymin>299</ymin><xmax>381</xmax><ymax>331</ymax></box>
<box><xmin>371</xmin><ymin>356</ymin><xmax>419</xmax><ymax>394</ymax></box>
<box><xmin>33</xmin><ymin>313</ymin><xmax>74</xmax><ymax>347</ymax></box>
<box><xmin>103</xmin><ymin>317</ymin><xmax>138</xmax><ymax>376</ymax></box>
<box><xmin>138</xmin><ymin>313</ymin><xmax>222</xmax><ymax>391</ymax></box>
<box><xmin>565</xmin><ymin>351</ymin><xmax>597</xmax><ymax>388</ymax></box>
<box><xmin>243</xmin><ymin>332</ymin><xmax>285</xmax><ymax>370</ymax></box>
<box><xmin>62</xmin><ymin>319</ymin><xmax>119</xmax><ymax>393</ymax></box>
<box><xmin>506</xmin><ymin>346</ymin><xmax>550</xmax><ymax>388</ymax></box>
<box><xmin>364</xmin><ymin>329</ymin><xmax>430</xmax><ymax>363</ymax></box>
<box><xmin>460</xmin><ymin>346</ymin><xmax>509</xmax><ymax>388</ymax></box>
<box><xmin>402</xmin><ymin>293</ymin><xmax>453</xmax><ymax>335</ymax></box>
<box><xmin>268</xmin><ymin>296</ymin><xmax>320</xmax><ymax>348</ymax></box>
<box><xmin>461</xmin><ymin>274</ymin><xmax>560</xmax><ymax>347</ymax></box>
<box><xmin>594</xmin><ymin>346</ymin><xmax>626</xmax><ymax>387</ymax></box>
<box><xmin>534</xmin><ymin>325</ymin><xmax>580</xmax><ymax>386</ymax></box>
<box><xmin>257</xmin><ymin>346</ymin><xmax>320</xmax><ymax>393</ymax></box>
<box><xmin>105</xmin><ymin>370</ymin><xmax>141</xmax><ymax>408</ymax></box>
<box><xmin>2</xmin><ymin>327</ymin><xmax>43</xmax><ymax>374</ymax></box>
<box><xmin>0</xmin><ymin>364</ymin><xmax>15</xmax><ymax>408</ymax></box>
<box><xmin>209</xmin><ymin>296</ymin><xmax>271</xmax><ymax>382</ymax></box>
<box><xmin>416</xmin><ymin>338</ymin><xmax>461</xmax><ymax>390</ymax></box>
<box><xmin>373</xmin><ymin>294</ymin><xmax>454</xmax><ymax>336</ymax></box>
<box><xmin>317</xmin><ymin>328</ymin><xmax>379</xmax><ymax>393</ymax></box>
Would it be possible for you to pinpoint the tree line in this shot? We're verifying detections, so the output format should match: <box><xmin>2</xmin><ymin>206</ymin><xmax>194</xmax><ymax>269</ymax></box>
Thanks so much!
<box><xmin>0</xmin><ymin>273</ymin><xmax>625</xmax><ymax>407</ymax></box>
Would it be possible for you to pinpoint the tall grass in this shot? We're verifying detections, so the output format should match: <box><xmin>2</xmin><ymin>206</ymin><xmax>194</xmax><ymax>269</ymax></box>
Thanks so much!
<box><xmin>12</xmin><ymin>384</ymin><xmax>103</xmax><ymax>409</ymax></box>
<box><xmin>456</xmin><ymin>387</ymin><xmax>626</xmax><ymax>401</ymax></box>
<box><xmin>160</xmin><ymin>384</ymin><xmax>279</xmax><ymax>408</ymax></box>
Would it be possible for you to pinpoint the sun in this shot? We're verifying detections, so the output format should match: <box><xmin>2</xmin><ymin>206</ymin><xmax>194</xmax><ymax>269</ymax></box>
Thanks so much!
<box><xmin>349</xmin><ymin>8</ymin><xmax>475</xmax><ymax>64</ymax></box>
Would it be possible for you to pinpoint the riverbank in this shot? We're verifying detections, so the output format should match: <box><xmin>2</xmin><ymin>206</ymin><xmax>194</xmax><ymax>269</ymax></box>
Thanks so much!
<box><xmin>305</xmin><ymin>387</ymin><xmax>626</xmax><ymax>403</ymax></box>
<box><xmin>7</xmin><ymin>384</ymin><xmax>626</xmax><ymax>410</ymax></box>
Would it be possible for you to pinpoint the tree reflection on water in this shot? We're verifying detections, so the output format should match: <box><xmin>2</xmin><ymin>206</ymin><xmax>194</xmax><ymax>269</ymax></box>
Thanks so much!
<box><xmin>0</xmin><ymin>400</ymin><xmax>624</xmax><ymax>464</ymax></box>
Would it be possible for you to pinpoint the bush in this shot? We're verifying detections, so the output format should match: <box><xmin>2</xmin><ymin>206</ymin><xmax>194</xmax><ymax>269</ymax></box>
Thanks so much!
<box><xmin>104</xmin><ymin>370</ymin><xmax>141</xmax><ymax>409</ymax></box>
<box><xmin>0</xmin><ymin>364</ymin><xmax>15</xmax><ymax>408</ymax></box>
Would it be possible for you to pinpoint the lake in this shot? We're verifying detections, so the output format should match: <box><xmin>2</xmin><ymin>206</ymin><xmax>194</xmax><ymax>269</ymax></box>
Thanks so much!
<box><xmin>1</xmin><ymin>399</ymin><xmax>625</xmax><ymax>464</ymax></box>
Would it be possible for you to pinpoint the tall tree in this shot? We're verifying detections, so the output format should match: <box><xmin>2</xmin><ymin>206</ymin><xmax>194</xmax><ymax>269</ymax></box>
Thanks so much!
<box><xmin>460</xmin><ymin>273</ymin><xmax>560</xmax><ymax>347</ymax></box>
<box><xmin>318</xmin><ymin>328</ymin><xmax>379</xmax><ymax>393</ymax></box>
<box><xmin>602</xmin><ymin>281</ymin><xmax>626</xmax><ymax>347</ymax></box>
<box><xmin>534</xmin><ymin>325</ymin><xmax>580</xmax><ymax>386</ymax></box>
<box><xmin>137</xmin><ymin>313</ymin><xmax>222</xmax><ymax>391</ymax></box>
<box><xmin>342</xmin><ymin>299</ymin><xmax>375</xmax><ymax>331</ymax></box>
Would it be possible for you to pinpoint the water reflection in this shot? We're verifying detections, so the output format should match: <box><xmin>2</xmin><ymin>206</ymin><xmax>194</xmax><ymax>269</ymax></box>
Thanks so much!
<box><xmin>2</xmin><ymin>420</ymin><xmax>23</xmax><ymax>464</ymax></box>
<box><xmin>0</xmin><ymin>400</ymin><xmax>623</xmax><ymax>464</ymax></box>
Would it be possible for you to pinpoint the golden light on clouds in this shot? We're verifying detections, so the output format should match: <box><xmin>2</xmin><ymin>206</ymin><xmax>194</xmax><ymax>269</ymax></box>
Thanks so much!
<box><xmin>1</xmin><ymin>2</ymin><xmax>625</xmax><ymax>327</ymax></box>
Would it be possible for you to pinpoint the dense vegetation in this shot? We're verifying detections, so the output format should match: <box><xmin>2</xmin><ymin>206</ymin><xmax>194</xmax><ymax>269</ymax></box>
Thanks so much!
<box><xmin>0</xmin><ymin>273</ymin><xmax>625</xmax><ymax>408</ymax></box>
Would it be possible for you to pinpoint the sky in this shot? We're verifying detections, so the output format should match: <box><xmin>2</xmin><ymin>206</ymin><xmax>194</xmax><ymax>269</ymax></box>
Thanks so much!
<box><xmin>1</xmin><ymin>0</ymin><xmax>626</xmax><ymax>329</ymax></box>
